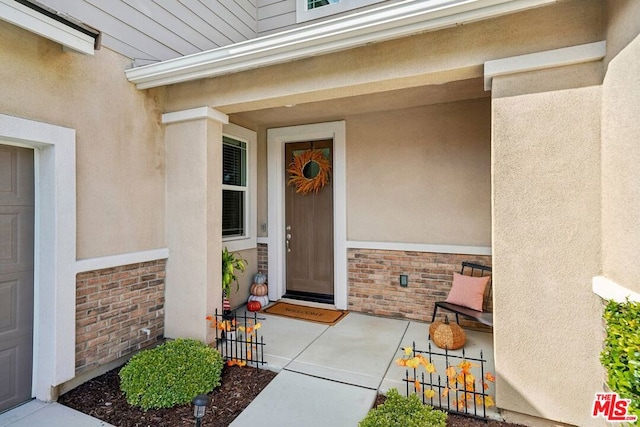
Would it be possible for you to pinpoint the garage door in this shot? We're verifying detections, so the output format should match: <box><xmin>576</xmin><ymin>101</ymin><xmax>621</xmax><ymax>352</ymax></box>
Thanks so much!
<box><xmin>0</xmin><ymin>145</ymin><xmax>34</xmax><ymax>413</ymax></box>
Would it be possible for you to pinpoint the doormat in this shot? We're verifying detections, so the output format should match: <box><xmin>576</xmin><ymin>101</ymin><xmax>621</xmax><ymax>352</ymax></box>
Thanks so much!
<box><xmin>262</xmin><ymin>302</ymin><xmax>348</xmax><ymax>325</ymax></box>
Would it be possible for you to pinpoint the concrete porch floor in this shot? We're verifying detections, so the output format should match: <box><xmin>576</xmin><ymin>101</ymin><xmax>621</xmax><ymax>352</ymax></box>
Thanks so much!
<box><xmin>230</xmin><ymin>307</ymin><xmax>496</xmax><ymax>426</ymax></box>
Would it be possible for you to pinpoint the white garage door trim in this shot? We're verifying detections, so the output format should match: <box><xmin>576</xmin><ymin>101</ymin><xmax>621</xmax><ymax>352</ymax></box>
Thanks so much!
<box><xmin>0</xmin><ymin>114</ymin><xmax>76</xmax><ymax>401</ymax></box>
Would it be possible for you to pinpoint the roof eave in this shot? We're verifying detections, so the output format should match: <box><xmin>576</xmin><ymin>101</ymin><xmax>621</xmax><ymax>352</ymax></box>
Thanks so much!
<box><xmin>125</xmin><ymin>0</ymin><xmax>557</xmax><ymax>90</ymax></box>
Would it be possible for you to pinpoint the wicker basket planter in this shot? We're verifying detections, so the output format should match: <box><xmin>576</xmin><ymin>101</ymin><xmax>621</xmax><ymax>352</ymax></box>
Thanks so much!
<box><xmin>429</xmin><ymin>316</ymin><xmax>466</xmax><ymax>350</ymax></box>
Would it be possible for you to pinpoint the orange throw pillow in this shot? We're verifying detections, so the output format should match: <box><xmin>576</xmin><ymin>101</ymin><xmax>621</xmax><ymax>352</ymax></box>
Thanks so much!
<box><xmin>444</xmin><ymin>272</ymin><xmax>490</xmax><ymax>312</ymax></box>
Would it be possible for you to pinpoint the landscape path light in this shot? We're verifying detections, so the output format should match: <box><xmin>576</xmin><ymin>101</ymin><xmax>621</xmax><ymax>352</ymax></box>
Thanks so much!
<box><xmin>192</xmin><ymin>394</ymin><xmax>210</xmax><ymax>427</ymax></box>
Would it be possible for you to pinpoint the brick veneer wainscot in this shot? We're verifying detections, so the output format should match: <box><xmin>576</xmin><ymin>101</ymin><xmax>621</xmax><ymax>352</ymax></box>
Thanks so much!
<box><xmin>348</xmin><ymin>249</ymin><xmax>492</xmax><ymax>330</ymax></box>
<box><xmin>75</xmin><ymin>259</ymin><xmax>166</xmax><ymax>374</ymax></box>
<box><xmin>257</xmin><ymin>243</ymin><xmax>268</xmax><ymax>277</ymax></box>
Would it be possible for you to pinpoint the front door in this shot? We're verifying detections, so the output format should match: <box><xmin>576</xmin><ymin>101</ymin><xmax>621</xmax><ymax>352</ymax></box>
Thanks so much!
<box><xmin>0</xmin><ymin>145</ymin><xmax>34</xmax><ymax>413</ymax></box>
<box><xmin>284</xmin><ymin>140</ymin><xmax>334</xmax><ymax>303</ymax></box>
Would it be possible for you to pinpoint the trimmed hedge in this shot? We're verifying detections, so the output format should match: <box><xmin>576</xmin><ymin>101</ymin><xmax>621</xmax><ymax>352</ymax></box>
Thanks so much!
<box><xmin>600</xmin><ymin>299</ymin><xmax>640</xmax><ymax>419</ymax></box>
<box><xmin>119</xmin><ymin>339</ymin><xmax>224</xmax><ymax>410</ymax></box>
<box><xmin>359</xmin><ymin>389</ymin><xmax>447</xmax><ymax>427</ymax></box>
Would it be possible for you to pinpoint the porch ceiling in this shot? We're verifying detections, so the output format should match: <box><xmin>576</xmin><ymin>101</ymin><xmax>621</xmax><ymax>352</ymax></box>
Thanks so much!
<box><xmin>231</xmin><ymin>77</ymin><xmax>488</xmax><ymax>128</ymax></box>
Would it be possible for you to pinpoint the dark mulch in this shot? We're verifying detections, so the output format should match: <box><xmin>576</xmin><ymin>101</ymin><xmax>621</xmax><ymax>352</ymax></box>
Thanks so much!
<box><xmin>60</xmin><ymin>367</ymin><xmax>526</xmax><ymax>427</ymax></box>
<box><xmin>58</xmin><ymin>365</ymin><xmax>277</xmax><ymax>427</ymax></box>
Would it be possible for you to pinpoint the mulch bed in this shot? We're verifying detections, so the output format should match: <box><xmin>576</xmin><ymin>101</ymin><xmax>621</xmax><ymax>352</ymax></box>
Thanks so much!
<box><xmin>58</xmin><ymin>366</ymin><xmax>277</xmax><ymax>427</ymax></box>
<box><xmin>60</xmin><ymin>366</ymin><xmax>526</xmax><ymax>427</ymax></box>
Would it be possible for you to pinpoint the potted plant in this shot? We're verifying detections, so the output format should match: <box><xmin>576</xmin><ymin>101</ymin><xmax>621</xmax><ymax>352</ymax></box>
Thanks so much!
<box><xmin>222</xmin><ymin>247</ymin><xmax>247</xmax><ymax>319</ymax></box>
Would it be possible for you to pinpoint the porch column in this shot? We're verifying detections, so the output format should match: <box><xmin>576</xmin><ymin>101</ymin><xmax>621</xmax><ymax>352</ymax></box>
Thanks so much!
<box><xmin>163</xmin><ymin>107</ymin><xmax>228</xmax><ymax>343</ymax></box>
<box><xmin>487</xmin><ymin>43</ymin><xmax>604</xmax><ymax>426</ymax></box>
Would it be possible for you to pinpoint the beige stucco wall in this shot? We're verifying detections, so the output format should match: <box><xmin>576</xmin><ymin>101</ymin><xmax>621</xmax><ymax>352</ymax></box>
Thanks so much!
<box><xmin>604</xmin><ymin>0</ymin><xmax>640</xmax><ymax>66</ymax></box>
<box><xmin>492</xmin><ymin>83</ymin><xmax>603</xmax><ymax>425</ymax></box>
<box><xmin>601</xmin><ymin>32</ymin><xmax>640</xmax><ymax>294</ymax></box>
<box><xmin>347</xmin><ymin>98</ymin><xmax>491</xmax><ymax>245</ymax></box>
<box><xmin>0</xmin><ymin>21</ymin><xmax>166</xmax><ymax>259</ymax></box>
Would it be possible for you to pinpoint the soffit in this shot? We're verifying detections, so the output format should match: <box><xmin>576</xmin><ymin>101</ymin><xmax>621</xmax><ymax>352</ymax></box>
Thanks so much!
<box><xmin>231</xmin><ymin>77</ymin><xmax>489</xmax><ymax>127</ymax></box>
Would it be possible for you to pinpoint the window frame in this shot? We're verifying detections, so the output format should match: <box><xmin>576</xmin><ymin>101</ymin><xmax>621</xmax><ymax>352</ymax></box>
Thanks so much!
<box><xmin>222</xmin><ymin>123</ymin><xmax>257</xmax><ymax>252</ymax></box>
<box><xmin>296</xmin><ymin>0</ymin><xmax>387</xmax><ymax>23</ymax></box>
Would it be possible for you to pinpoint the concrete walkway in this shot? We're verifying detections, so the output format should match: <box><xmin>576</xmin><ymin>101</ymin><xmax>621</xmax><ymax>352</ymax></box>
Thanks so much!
<box><xmin>0</xmin><ymin>400</ymin><xmax>114</xmax><ymax>427</ymax></box>
<box><xmin>0</xmin><ymin>308</ymin><xmax>495</xmax><ymax>427</ymax></box>
<box><xmin>231</xmin><ymin>309</ymin><xmax>496</xmax><ymax>426</ymax></box>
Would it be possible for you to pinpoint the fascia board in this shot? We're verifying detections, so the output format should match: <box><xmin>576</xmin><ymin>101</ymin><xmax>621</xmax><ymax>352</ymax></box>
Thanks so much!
<box><xmin>0</xmin><ymin>0</ymin><xmax>94</xmax><ymax>55</ymax></box>
<box><xmin>126</xmin><ymin>0</ymin><xmax>557</xmax><ymax>89</ymax></box>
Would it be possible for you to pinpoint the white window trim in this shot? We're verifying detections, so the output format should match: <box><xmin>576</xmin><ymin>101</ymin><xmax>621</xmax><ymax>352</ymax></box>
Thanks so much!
<box><xmin>222</xmin><ymin>123</ymin><xmax>257</xmax><ymax>252</ymax></box>
<box><xmin>296</xmin><ymin>0</ymin><xmax>386</xmax><ymax>23</ymax></box>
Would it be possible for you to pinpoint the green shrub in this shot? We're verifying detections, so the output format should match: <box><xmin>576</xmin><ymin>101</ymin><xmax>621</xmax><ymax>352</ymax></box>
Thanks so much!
<box><xmin>359</xmin><ymin>389</ymin><xmax>447</xmax><ymax>427</ymax></box>
<box><xmin>600</xmin><ymin>299</ymin><xmax>640</xmax><ymax>419</ymax></box>
<box><xmin>119</xmin><ymin>339</ymin><xmax>224</xmax><ymax>410</ymax></box>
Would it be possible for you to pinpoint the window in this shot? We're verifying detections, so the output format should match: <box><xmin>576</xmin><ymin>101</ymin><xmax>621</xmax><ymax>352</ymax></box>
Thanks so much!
<box><xmin>297</xmin><ymin>0</ymin><xmax>386</xmax><ymax>23</ymax></box>
<box><xmin>223</xmin><ymin>136</ymin><xmax>246</xmax><ymax>237</ymax></box>
<box><xmin>308</xmin><ymin>0</ymin><xmax>340</xmax><ymax>10</ymax></box>
<box><xmin>222</xmin><ymin>124</ymin><xmax>257</xmax><ymax>251</ymax></box>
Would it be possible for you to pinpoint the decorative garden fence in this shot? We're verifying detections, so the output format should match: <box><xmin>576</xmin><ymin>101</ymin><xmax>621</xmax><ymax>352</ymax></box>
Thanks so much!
<box><xmin>401</xmin><ymin>342</ymin><xmax>495</xmax><ymax>420</ymax></box>
<box><xmin>209</xmin><ymin>309</ymin><xmax>266</xmax><ymax>370</ymax></box>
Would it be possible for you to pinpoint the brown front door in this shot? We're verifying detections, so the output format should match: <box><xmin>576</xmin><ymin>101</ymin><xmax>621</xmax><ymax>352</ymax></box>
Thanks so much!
<box><xmin>0</xmin><ymin>145</ymin><xmax>34</xmax><ymax>413</ymax></box>
<box><xmin>284</xmin><ymin>140</ymin><xmax>334</xmax><ymax>303</ymax></box>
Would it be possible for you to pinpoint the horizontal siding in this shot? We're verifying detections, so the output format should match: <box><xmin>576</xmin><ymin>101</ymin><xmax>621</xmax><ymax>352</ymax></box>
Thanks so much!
<box><xmin>179</xmin><ymin>1</ymin><xmax>255</xmax><ymax>42</ymax></box>
<box><xmin>257</xmin><ymin>0</ymin><xmax>296</xmax><ymax>34</ymax></box>
<box><xmin>36</xmin><ymin>0</ymin><xmax>258</xmax><ymax>62</ymax></box>
<box><xmin>151</xmin><ymin>1</ymin><xmax>238</xmax><ymax>49</ymax></box>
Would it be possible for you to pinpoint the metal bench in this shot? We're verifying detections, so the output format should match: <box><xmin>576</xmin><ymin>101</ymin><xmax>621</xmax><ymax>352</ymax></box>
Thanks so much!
<box><xmin>431</xmin><ymin>262</ymin><xmax>493</xmax><ymax>327</ymax></box>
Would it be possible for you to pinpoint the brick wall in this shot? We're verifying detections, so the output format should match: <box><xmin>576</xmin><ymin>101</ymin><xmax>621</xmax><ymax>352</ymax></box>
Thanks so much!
<box><xmin>348</xmin><ymin>249</ymin><xmax>492</xmax><ymax>330</ymax></box>
<box><xmin>257</xmin><ymin>243</ymin><xmax>268</xmax><ymax>276</ymax></box>
<box><xmin>75</xmin><ymin>259</ymin><xmax>166</xmax><ymax>374</ymax></box>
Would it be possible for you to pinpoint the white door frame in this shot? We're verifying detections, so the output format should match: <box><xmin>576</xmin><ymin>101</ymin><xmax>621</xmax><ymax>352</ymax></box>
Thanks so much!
<box><xmin>0</xmin><ymin>114</ymin><xmax>76</xmax><ymax>401</ymax></box>
<box><xmin>267</xmin><ymin>121</ymin><xmax>347</xmax><ymax>309</ymax></box>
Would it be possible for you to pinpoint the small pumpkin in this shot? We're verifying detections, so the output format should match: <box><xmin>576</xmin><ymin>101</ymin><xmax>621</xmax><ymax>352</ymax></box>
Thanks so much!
<box><xmin>429</xmin><ymin>316</ymin><xmax>466</xmax><ymax>350</ymax></box>
<box><xmin>253</xmin><ymin>272</ymin><xmax>267</xmax><ymax>284</ymax></box>
<box><xmin>248</xmin><ymin>294</ymin><xmax>269</xmax><ymax>307</ymax></box>
<box><xmin>250</xmin><ymin>283</ymin><xmax>268</xmax><ymax>296</ymax></box>
<box><xmin>246</xmin><ymin>300</ymin><xmax>262</xmax><ymax>312</ymax></box>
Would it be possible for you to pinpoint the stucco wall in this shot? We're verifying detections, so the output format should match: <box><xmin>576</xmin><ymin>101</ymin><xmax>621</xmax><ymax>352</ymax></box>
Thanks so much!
<box><xmin>347</xmin><ymin>99</ymin><xmax>491</xmax><ymax>246</ymax></box>
<box><xmin>0</xmin><ymin>21</ymin><xmax>166</xmax><ymax>259</ymax></box>
<box><xmin>604</xmin><ymin>0</ymin><xmax>640</xmax><ymax>66</ymax></box>
<box><xmin>601</xmin><ymin>32</ymin><xmax>640</xmax><ymax>294</ymax></box>
<box><xmin>492</xmin><ymin>85</ymin><xmax>603</xmax><ymax>426</ymax></box>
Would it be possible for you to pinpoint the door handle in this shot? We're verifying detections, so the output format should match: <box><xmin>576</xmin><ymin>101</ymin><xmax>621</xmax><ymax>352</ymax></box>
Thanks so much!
<box><xmin>286</xmin><ymin>233</ymin><xmax>292</xmax><ymax>252</ymax></box>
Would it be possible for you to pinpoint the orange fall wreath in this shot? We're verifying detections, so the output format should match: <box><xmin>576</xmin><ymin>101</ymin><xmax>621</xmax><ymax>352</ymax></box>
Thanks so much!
<box><xmin>287</xmin><ymin>149</ymin><xmax>332</xmax><ymax>195</ymax></box>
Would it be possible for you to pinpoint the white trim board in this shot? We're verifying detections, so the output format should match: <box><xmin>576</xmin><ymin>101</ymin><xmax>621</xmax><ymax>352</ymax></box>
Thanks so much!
<box><xmin>592</xmin><ymin>276</ymin><xmax>640</xmax><ymax>303</ymax></box>
<box><xmin>484</xmin><ymin>41</ymin><xmax>606</xmax><ymax>90</ymax></box>
<box><xmin>267</xmin><ymin>121</ymin><xmax>347</xmax><ymax>310</ymax></box>
<box><xmin>162</xmin><ymin>106</ymin><xmax>229</xmax><ymax>125</ymax></box>
<box><xmin>0</xmin><ymin>0</ymin><xmax>95</xmax><ymax>55</ymax></box>
<box><xmin>126</xmin><ymin>0</ymin><xmax>556</xmax><ymax>89</ymax></box>
<box><xmin>0</xmin><ymin>113</ymin><xmax>76</xmax><ymax>401</ymax></box>
<box><xmin>347</xmin><ymin>241</ymin><xmax>492</xmax><ymax>256</ymax></box>
<box><xmin>76</xmin><ymin>248</ymin><xmax>170</xmax><ymax>273</ymax></box>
